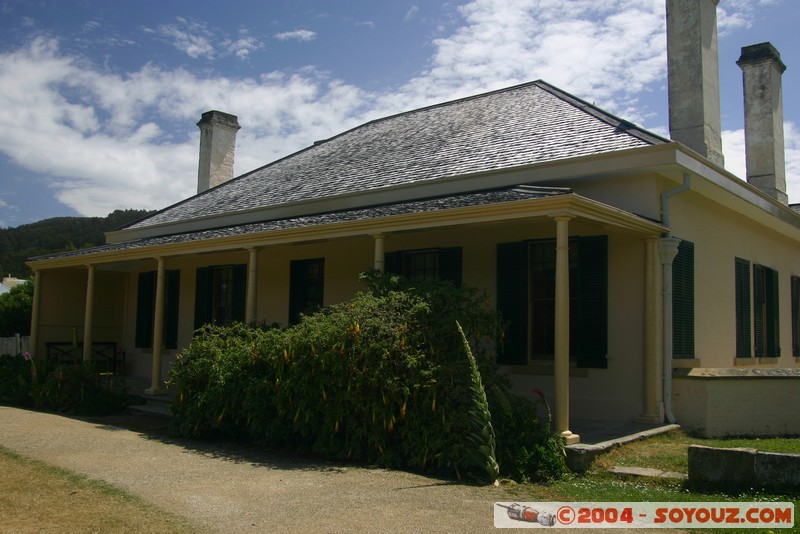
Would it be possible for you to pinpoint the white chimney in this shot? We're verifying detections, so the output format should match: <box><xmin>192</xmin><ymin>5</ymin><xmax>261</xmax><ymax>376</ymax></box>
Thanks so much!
<box><xmin>737</xmin><ymin>43</ymin><xmax>788</xmax><ymax>205</ymax></box>
<box><xmin>666</xmin><ymin>0</ymin><xmax>725</xmax><ymax>167</ymax></box>
<box><xmin>197</xmin><ymin>110</ymin><xmax>241</xmax><ymax>194</ymax></box>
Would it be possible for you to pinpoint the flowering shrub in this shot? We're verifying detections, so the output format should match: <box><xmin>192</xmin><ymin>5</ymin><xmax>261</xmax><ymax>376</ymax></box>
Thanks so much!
<box><xmin>169</xmin><ymin>273</ymin><xmax>567</xmax><ymax>483</ymax></box>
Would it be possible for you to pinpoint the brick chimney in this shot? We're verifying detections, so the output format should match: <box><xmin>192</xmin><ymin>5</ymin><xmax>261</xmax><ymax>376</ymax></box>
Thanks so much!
<box><xmin>666</xmin><ymin>0</ymin><xmax>724</xmax><ymax>168</ymax></box>
<box><xmin>197</xmin><ymin>110</ymin><xmax>241</xmax><ymax>194</ymax></box>
<box><xmin>737</xmin><ymin>43</ymin><xmax>788</xmax><ymax>205</ymax></box>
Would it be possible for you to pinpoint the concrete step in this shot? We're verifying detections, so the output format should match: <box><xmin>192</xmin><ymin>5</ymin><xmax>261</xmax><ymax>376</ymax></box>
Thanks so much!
<box><xmin>129</xmin><ymin>401</ymin><xmax>172</xmax><ymax>418</ymax></box>
<box><xmin>608</xmin><ymin>465</ymin><xmax>687</xmax><ymax>480</ymax></box>
<box><xmin>124</xmin><ymin>377</ymin><xmax>174</xmax><ymax>419</ymax></box>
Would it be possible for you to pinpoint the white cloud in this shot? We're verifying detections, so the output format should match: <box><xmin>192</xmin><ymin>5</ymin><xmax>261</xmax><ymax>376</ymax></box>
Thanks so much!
<box><xmin>404</xmin><ymin>6</ymin><xmax>419</xmax><ymax>22</ymax></box>
<box><xmin>225</xmin><ymin>34</ymin><xmax>262</xmax><ymax>59</ymax></box>
<box><xmin>722</xmin><ymin>128</ymin><xmax>747</xmax><ymax>181</ymax></box>
<box><xmin>144</xmin><ymin>18</ymin><xmax>265</xmax><ymax>60</ymax></box>
<box><xmin>0</xmin><ymin>37</ymin><xmax>369</xmax><ymax>216</ymax></box>
<box><xmin>722</xmin><ymin>122</ymin><xmax>800</xmax><ymax>203</ymax></box>
<box><xmin>783</xmin><ymin>122</ymin><xmax>800</xmax><ymax>204</ymax></box>
<box><xmin>718</xmin><ymin>0</ymin><xmax>782</xmax><ymax>34</ymax></box>
<box><xmin>373</xmin><ymin>0</ymin><xmax>665</xmax><ymax>122</ymax></box>
<box><xmin>274</xmin><ymin>29</ymin><xmax>316</xmax><ymax>42</ymax></box>
<box><xmin>0</xmin><ymin>0</ymin><xmax>795</xmax><ymax>218</ymax></box>
<box><xmin>148</xmin><ymin>17</ymin><xmax>216</xmax><ymax>59</ymax></box>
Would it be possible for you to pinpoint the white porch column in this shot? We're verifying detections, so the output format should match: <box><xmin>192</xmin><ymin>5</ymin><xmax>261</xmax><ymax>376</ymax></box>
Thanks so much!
<box><xmin>246</xmin><ymin>247</ymin><xmax>259</xmax><ymax>324</ymax></box>
<box><xmin>82</xmin><ymin>264</ymin><xmax>96</xmax><ymax>362</ymax></box>
<box><xmin>553</xmin><ymin>215</ymin><xmax>579</xmax><ymax>444</ymax></box>
<box><xmin>637</xmin><ymin>237</ymin><xmax>662</xmax><ymax>423</ymax></box>
<box><xmin>30</xmin><ymin>270</ymin><xmax>42</xmax><ymax>357</ymax></box>
<box><xmin>658</xmin><ymin>237</ymin><xmax>681</xmax><ymax>424</ymax></box>
<box><xmin>146</xmin><ymin>257</ymin><xmax>167</xmax><ymax>395</ymax></box>
<box><xmin>373</xmin><ymin>234</ymin><xmax>386</xmax><ymax>272</ymax></box>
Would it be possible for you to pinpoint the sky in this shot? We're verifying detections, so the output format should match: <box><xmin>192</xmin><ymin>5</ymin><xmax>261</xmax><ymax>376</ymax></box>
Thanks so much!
<box><xmin>0</xmin><ymin>0</ymin><xmax>798</xmax><ymax>229</ymax></box>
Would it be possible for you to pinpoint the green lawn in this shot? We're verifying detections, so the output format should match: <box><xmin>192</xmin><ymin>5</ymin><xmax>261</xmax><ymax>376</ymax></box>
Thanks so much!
<box><xmin>593</xmin><ymin>429</ymin><xmax>800</xmax><ymax>474</ymax></box>
<box><xmin>503</xmin><ymin>429</ymin><xmax>799</xmax><ymax>533</ymax></box>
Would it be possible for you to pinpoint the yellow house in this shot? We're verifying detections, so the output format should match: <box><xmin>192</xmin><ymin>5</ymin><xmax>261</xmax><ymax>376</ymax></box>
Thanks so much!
<box><xmin>27</xmin><ymin>1</ymin><xmax>800</xmax><ymax>439</ymax></box>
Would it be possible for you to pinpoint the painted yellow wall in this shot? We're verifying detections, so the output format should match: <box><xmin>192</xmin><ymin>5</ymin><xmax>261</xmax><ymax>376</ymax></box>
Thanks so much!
<box><xmin>669</xmin><ymin>189</ymin><xmax>800</xmax><ymax>368</ymax></box>
<box><xmin>106</xmin><ymin>217</ymin><xmax>652</xmax><ymax>424</ymax></box>
<box><xmin>33</xmin><ymin>171</ymin><xmax>800</xmax><ymax>432</ymax></box>
<box><xmin>35</xmin><ymin>268</ymin><xmax>126</xmax><ymax>358</ymax></box>
<box><xmin>571</xmin><ymin>174</ymin><xmax>663</xmax><ymax>221</ymax></box>
<box><xmin>674</xmin><ymin>373</ymin><xmax>800</xmax><ymax>436</ymax></box>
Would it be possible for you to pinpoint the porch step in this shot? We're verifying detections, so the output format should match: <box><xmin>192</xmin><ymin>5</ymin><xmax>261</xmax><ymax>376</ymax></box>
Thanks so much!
<box><xmin>129</xmin><ymin>401</ymin><xmax>172</xmax><ymax>418</ymax></box>
<box><xmin>608</xmin><ymin>465</ymin><xmax>687</xmax><ymax>480</ymax></box>
<box><xmin>125</xmin><ymin>378</ymin><xmax>174</xmax><ymax>419</ymax></box>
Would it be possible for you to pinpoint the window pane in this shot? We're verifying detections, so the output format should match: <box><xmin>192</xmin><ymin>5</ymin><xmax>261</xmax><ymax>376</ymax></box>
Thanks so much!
<box><xmin>213</xmin><ymin>267</ymin><xmax>234</xmax><ymax>325</ymax></box>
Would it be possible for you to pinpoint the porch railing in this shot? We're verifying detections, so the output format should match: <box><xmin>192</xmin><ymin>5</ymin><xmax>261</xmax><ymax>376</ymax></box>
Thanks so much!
<box><xmin>44</xmin><ymin>341</ymin><xmax>125</xmax><ymax>375</ymax></box>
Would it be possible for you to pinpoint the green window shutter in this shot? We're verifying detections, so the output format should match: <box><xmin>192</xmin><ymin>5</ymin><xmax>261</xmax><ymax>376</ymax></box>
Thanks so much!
<box><xmin>288</xmin><ymin>260</ymin><xmax>305</xmax><ymax>325</ymax></box>
<box><xmin>792</xmin><ymin>276</ymin><xmax>800</xmax><ymax>357</ymax></box>
<box><xmin>164</xmin><ymin>270</ymin><xmax>180</xmax><ymax>349</ymax></box>
<box><xmin>673</xmin><ymin>240</ymin><xmax>695</xmax><ymax>359</ymax></box>
<box><xmin>735</xmin><ymin>258</ymin><xmax>752</xmax><ymax>358</ymax></box>
<box><xmin>576</xmin><ymin>235</ymin><xmax>608</xmax><ymax>369</ymax></box>
<box><xmin>194</xmin><ymin>267</ymin><xmax>213</xmax><ymax>330</ymax></box>
<box><xmin>231</xmin><ymin>264</ymin><xmax>247</xmax><ymax>323</ymax></box>
<box><xmin>496</xmin><ymin>242</ymin><xmax>528</xmax><ymax>365</ymax></box>
<box><xmin>135</xmin><ymin>271</ymin><xmax>155</xmax><ymax>348</ymax></box>
<box><xmin>438</xmin><ymin>247</ymin><xmax>462</xmax><ymax>286</ymax></box>
<box><xmin>766</xmin><ymin>267</ymin><xmax>780</xmax><ymax>357</ymax></box>
<box><xmin>753</xmin><ymin>264</ymin><xmax>765</xmax><ymax>356</ymax></box>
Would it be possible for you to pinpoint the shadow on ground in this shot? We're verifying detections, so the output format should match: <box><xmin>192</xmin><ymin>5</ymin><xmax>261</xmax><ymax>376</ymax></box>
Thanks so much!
<box><xmin>76</xmin><ymin>412</ymin><xmax>466</xmax><ymax>488</ymax></box>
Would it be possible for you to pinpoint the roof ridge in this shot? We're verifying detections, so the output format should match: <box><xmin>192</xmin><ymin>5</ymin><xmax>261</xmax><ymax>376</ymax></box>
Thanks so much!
<box><xmin>226</xmin><ymin>79</ymin><xmax>664</xmax><ymax>184</ymax></box>
<box><xmin>124</xmin><ymin>79</ymin><xmax>664</xmax><ymax>232</ymax></box>
<box><xmin>533</xmin><ymin>80</ymin><xmax>668</xmax><ymax>145</ymax></box>
<box><xmin>130</xmin><ymin>81</ymin><xmax>556</xmax><ymax>225</ymax></box>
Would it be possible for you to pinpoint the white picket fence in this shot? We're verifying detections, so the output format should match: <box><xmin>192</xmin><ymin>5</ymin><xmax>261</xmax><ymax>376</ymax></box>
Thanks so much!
<box><xmin>0</xmin><ymin>335</ymin><xmax>31</xmax><ymax>356</ymax></box>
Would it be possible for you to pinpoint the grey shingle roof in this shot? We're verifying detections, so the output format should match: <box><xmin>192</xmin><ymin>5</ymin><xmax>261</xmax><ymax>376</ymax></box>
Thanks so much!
<box><xmin>128</xmin><ymin>80</ymin><xmax>665</xmax><ymax>230</ymax></box>
<box><xmin>31</xmin><ymin>185</ymin><xmax>570</xmax><ymax>261</ymax></box>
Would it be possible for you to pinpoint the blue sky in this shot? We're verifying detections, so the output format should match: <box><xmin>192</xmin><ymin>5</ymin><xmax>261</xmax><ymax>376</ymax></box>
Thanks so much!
<box><xmin>0</xmin><ymin>0</ymin><xmax>798</xmax><ymax>228</ymax></box>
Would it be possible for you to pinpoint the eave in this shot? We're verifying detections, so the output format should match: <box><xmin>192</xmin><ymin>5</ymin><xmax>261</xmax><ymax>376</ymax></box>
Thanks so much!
<box><xmin>28</xmin><ymin>193</ymin><xmax>665</xmax><ymax>271</ymax></box>
<box><xmin>105</xmin><ymin>144</ymin><xmax>679</xmax><ymax>245</ymax></box>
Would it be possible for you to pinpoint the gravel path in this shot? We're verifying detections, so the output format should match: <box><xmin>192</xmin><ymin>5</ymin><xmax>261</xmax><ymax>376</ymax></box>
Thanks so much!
<box><xmin>0</xmin><ymin>407</ymin><xmax>520</xmax><ymax>533</ymax></box>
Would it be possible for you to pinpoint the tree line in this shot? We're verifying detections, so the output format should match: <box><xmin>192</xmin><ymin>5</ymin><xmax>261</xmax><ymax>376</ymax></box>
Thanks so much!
<box><xmin>0</xmin><ymin>209</ymin><xmax>154</xmax><ymax>279</ymax></box>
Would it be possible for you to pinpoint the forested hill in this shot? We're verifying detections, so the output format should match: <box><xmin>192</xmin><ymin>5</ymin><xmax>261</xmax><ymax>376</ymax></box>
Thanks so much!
<box><xmin>0</xmin><ymin>209</ymin><xmax>154</xmax><ymax>279</ymax></box>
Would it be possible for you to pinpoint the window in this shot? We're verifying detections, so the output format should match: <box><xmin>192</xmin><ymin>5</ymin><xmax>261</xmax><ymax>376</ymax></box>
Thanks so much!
<box><xmin>289</xmin><ymin>258</ymin><xmax>325</xmax><ymax>325</ymax></box>
<box><xmin>753</xmin><ymin>264</ymin><xmax>780</xmax><ymax>357</ymax></box>
<box><xmin>496</xmin><ymin>236</ymin><xmax>607</xmax><ymax>368</ymax></box>
<box><xmin>735</xmin><ymin>258</ymin><xmax>752</xmax><ymax>358</ymax></box>
<box><xmin>529</xmin><ymin>238</ymin><xmax>577</xmax><ymax>360</ymax></box>
<box><xmin>384</xmin><ymin>247</ymin><xmax>462</xmax><ymax>285</ymax></box>
<box><xmin>135</xmin><ymin>270</ymin><xmax>180</xmax><ymax>349</ymax></box>
<box><xmin>194</xmin><ymin>265</ymin><xmax>246</xmax><ymax>329</ymax></box>
<box><xmin>792</xmin><ymin>276</ymin><xmax>800</xmax><ymax>357</ymax></box>
<box><xmin>672</xmin><ymin>240</ymin><xmax>694</xmax><ymax>359</ymax></box>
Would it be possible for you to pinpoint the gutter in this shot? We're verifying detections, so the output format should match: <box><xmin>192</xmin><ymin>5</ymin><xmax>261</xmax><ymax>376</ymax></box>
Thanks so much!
<box><xmin>659</xmin><ymin>173</ymin><xmax>692</xmax><ymax>424</ymax></box>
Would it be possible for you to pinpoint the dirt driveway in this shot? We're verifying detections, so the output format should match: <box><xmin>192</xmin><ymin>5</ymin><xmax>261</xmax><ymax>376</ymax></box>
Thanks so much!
<box><xmin>0</xmin><ymin>407</ymin><xmax>533</xmax><ymax>533</ymax></box>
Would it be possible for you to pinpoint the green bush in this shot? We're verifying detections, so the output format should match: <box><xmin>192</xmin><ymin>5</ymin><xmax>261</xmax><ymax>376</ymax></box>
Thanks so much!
<box><xmin>0</xmin><ymin>351</ymin><xmax>138</xmax><ymax>415</ymax></box>
<box><xmin>0</xmin><ymin>282</ymin><xmax>33</xmax><ymax>337</ymax></box>
<box><xmin>169</xmin><ymin>273</ymin><xmax>567</xmax><ymax>483</ymax></box>
<box><xmin>0</xmin><ymin>353</ymin><xmax>35</xmax><ymax>406</ymax></box>
<box><xmin>31</xmin><ymin>362</ymin><xmax>134</xmax><ymax>415</ymax></box>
